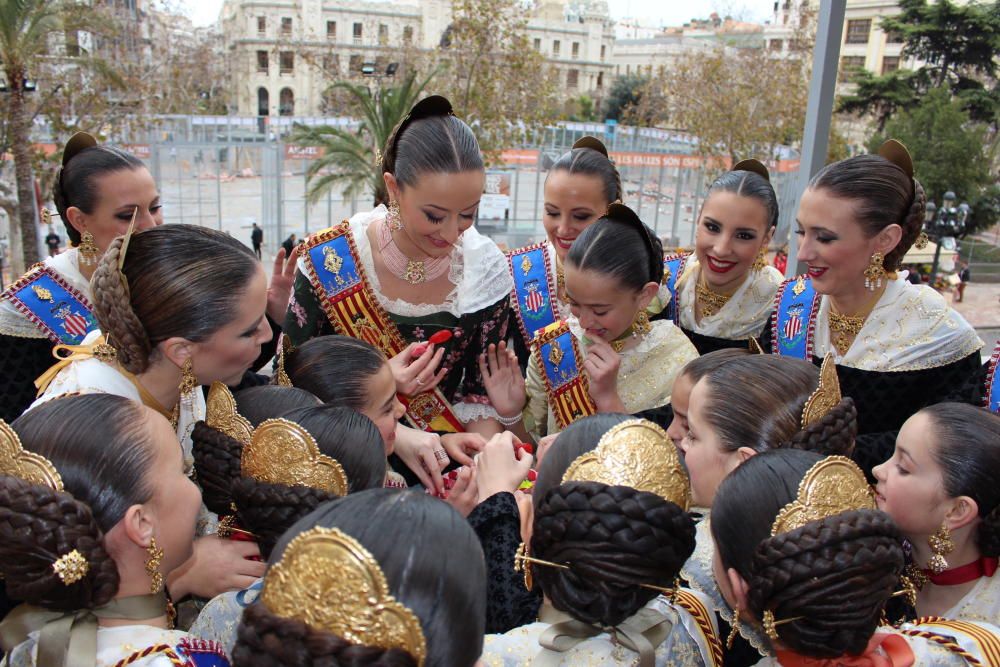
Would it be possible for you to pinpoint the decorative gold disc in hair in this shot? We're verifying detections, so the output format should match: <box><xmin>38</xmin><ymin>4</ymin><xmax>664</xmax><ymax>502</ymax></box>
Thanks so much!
<box><xmin>241</xmin><ymin>418</ymin><xmax>348</xmax><ymax>496</ymax></box>
<box><xmin>877</xmin><ymin>139</ymin><xmax>914</xmax><ymax>178</ymax></box>
<box><xmin>770</xmin><ymin>456</ymin><xmax>874</xmax><ymax>537</ymax></box>
<box><xmin>562</xmin><ymin>419</ymin><xmax>690</xmax><ymax>510</ymax></box>
<box><xmin>0</xmin><ymin>420</ymin><xmax>64</xmax><ymax>491</ymax></box>
<box><xmin>52</xmin><ymin>549</ymin><xmax>89</xmax><ymax>585</ymax></box>
<box><xmin>261</xmin><ymin>526</ymin><xmax>427</xmax><ymax>665</ymax></box>
<box><xmin>205</xmin><ymin>382</ymin><xmax>254</xmax><ymax>445</ymax></box>
<box><xmin>801</xmin><ymin>354</ymin><xmax>842</xmax><ymax>428</ymax></box>
<box><xmin>732</xmin><ymin>158</ymin><xmax>770</xmax><ymax>182</ymax></box>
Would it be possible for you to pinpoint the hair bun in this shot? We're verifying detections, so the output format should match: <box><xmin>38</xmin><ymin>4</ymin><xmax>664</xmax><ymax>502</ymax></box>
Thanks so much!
<box><xmin>877</xmin><ymin>140</ymin><xmax>914</xmax><ymax>178</ymax></box>
<box><xmin>62</xmin><ymin>132</ymin><xmax>98</xmax><ymax>168</ymax></box>
<box><xmin>573</xmin><ymin>136</ymin><xmax>610</xmax><ymax>158</ymax></box>
<box><xmin>732</xmin><ymin>158</ymin><xmax>770</xmax><ymax>182</ymax></box>
<box><xmin>408</xmin><ymin>95</ymin><xmax>454</xmax><ymax>120</ymax></box>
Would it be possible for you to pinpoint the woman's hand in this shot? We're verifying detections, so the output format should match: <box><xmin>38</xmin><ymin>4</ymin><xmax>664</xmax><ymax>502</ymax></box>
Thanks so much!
<box><xmin>444</xmin><ymin>466</ymin><xmax>479</xmax><ymax>517</ymax></box>
<box><xmin>535</xmin><ymin>433</ymin><xmax>559</xmax><ymax>468</ymax></box>
<box><xmin>440</xmin><ymin>432</ymin><xmax>486</xmax><ymax>466</ymax></box>
<box><xmin>475</xmin><ymin>431</ymin><xmax>532</xmax><ymax>504</ymax></box>
<box><xmin>583</xmin><ymin>338</ymin><xmax>625</xmax><ymax>412</ymax></box>
<box><xmin>388</xmin><ymin>343</ymin><xmax>447</xmax><ymax>396</ymax></box>
<box><xmin>392</xmin><ymin>425</ymin><xmax>446</xmax><ymax>494</ymax></box>
<box><xmin>478</xmin><ymin>342</ymin><xmax>526</xmax><ymax>419</ymax></box>
<box><xmin>167</xmin><ymin>535</ymin><xmax>266</xmax><ymax>599</ymax></box>
<box><xmin>266</xmin><ymin>246</ymin><xmax>299</xmax><ymax>323</ymax></box>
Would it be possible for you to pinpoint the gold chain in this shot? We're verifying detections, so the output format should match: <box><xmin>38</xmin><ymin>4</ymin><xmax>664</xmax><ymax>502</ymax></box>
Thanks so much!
<box><xmin>827</xmin><ymin>288</ymin><xmax>884</xmax><ymax>354</ymax></box>
<box><xmin>695</xmin><ymin>279</ymin><xmax>732</xmax><ymax>318</ymax></box>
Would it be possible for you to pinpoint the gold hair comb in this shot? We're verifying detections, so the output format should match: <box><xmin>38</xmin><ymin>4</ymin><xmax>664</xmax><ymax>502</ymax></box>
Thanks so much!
<box><xmin>241</xmin><ymin>419</ymin><xmax>348</xmax><ymax>496</ymax></box>
<box><xmin>732</xmin><ymin>158</ymin><xmax>770</xmax><ymax>182</ymax></box>
<box><xmin>274</xmin><ymin>335</ymin><xmax>293</xmax><ymax>388</ymax></box>
<box><xmin>205</xmin><ymin>382</ymin><xmax>254</xmax><ymax>446</ymax></box>
<box><xmin>770</xmin><ymin>456</ymin><xmax>875</xmax><ymax>537</ymax></box>
<box><xmin>801</xmin><ymin>354</ymin><xmax>842</xmax><ymax>428</ymax></box>
<box><xmin>877</xmin><ymin>139</ymin><xmax>914</xmax><ymax>178</ymax></box>
<box><xmin>261</xmin><ymin>526</ymin><xmax>427</xmax><ymax>665</ymax></box>
<box><xmin>562</xmin><ymin>419</ymin><xmax>690</xmax><ymax>511</ymax></box>
<box><xmin>0</xmin><ymin>420</ymin><xmax>64</xmax><ymax>492</ymax></box>
<box><xmin>117</xmin><ymin>207</ymin><xmax>139</xmax><ymax>270</ymax></box>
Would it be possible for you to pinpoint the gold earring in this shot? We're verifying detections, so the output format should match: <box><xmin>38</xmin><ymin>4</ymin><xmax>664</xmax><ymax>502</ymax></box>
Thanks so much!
<box><xmin>386</xmin><ymin>201</ymin><xmax>403</xmax><ymax>232</ymax></box>
<box><xmin>752</xmin><ymin>246</ymin><xmax>768</xmax><ymax>272</ymax></box>
<box><xmin>145</xmin><ymin>537</ymin><xmax>164</xmax><ymax>594</ymax></box>
<box><xmin>864</xmin><ymin>251</ymin><xmax>886</xmax><ymax>291</ymax></box>
<box><xmin>179</xmin><ymin>358</ymin><xmax>198</xmax><ymax>411</ymax></box>
<box><xmin>632</xmin><ymin>309</ymin><xmax>651</xmax><ymax>338</ymax></box>
<box><xmin>78</xmin><ymin>230</ymin><xmax>100</xmax><ymax>266</ymax></box>
<box><xmin>513</xmin><ymin>542</ymin><xmax>533</xmax><ymax>591</ymax></box>
<box><xmin>762</xmin><ymin>609</ymin><xmax>779</xmax><ymax>640</ymax></box>
<box><xmin>927</xmin><ymin>524</ymin><xmax>954</xmax><ymax>574</ymax></box>
<box><xmin>726</xmin><ymin>607</ymin><xmax>742</xmax><ymax>649</ymax></box>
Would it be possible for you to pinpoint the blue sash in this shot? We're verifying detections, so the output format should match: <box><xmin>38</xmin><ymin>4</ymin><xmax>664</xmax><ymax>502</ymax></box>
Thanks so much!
<box><xmin>507</xmin><ymin>243</ymin><xmax>560</xmax><ymax>342</ymax></box>
<box><xmin>2</xmin><ymin>266</ymin><xmax>97</xmax><ymax>345</ymax></box>
<box><xmin>175</xmin><ymin>638</ymin><xmax>232</xmax><ymax>667</ymax></box>
<box><xmin>662</xmin><ymin>253</ymin><xmax>689</xmax><ymax>323</ymax></box>
<box><xmin>986</xmin><ymin>342</ymin><xmax>1000</xmax><ymax>414</ymax></box>
<box><xmin>771</xmin><ymin>276</ymin><xmax>819</xmax><ymax>359</ymax></box>
<box><xmin>533</xmin><ymin>321</ymin><xmax>597</xmax><ymax>430</ymax></box>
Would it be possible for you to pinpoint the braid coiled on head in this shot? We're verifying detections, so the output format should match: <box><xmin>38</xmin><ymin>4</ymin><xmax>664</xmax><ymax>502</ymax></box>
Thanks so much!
<box><xmin>780</xmin><ymin>398</ymin><xmax>857</xmax><ymax>458</ymax></box>
<box><xmin>530</xmin><ymin>481</ymin><xmax>695</xmax><ymax>627</ymax></box>
<box><xmin>747</xmin><ymin>509</ymin><xmax>904</xmax><ymax>659</ymax></box>
<box><xmin>231</xmin><ymin>479</ymin><xmax>337</xmax><ymax>560</ymax></box>
<box><xmin>232</xmin><ymin>601</ymin><xmax>419</xmax><ymax>667</ymax></box>
<box><xmin>191</xmin><ymin>422</ymin><xmax>244</xmax><ymax>516</ymax></box>
<box><xmin>886</xmin><ymin>178</ymin><xmax>927</xmax><ymax>271</ymax></box>
<box><xmin>0</xmin><ymin>476</ymin><xmax>119</xmax><ymax>611</ymax></box>
<box><xmin>91</xmin><ymin>237</ymin><xmax>152</xmax><ymax>373</ymax></box>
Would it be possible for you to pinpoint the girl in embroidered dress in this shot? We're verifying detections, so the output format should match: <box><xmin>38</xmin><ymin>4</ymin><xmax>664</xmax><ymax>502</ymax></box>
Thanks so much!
<box><xmin>762</xmin><ymin>141</ymin><xmax>982</xmax><ymax>475</ymax></box>
<box><xmin>0</xmin><ymin>394</ymin><xmax>229</xmax><ymax>667</ymax></box>
<box><xmin>664</xmin><ymin>161</ymin><xmax>784</xmax><ymax>355</ymax></box>
<box><xmin>712</xmin><ymin>448</ymin><xmax>999</xmax><ymax>666</ymax></box>
<box><xmin>482</xmin><ymin>204</ymin><xmax>698</xmax><ymax>440</ymax></box>
<box><xmin>873</xmin><ymin>403</ymin><xmax>1000</xmax><ymax>624</ymax></box>
<box><xmin>282</xmin><ymin>96</ymin><xmax>512</xmax><ymax>496</ymax></box>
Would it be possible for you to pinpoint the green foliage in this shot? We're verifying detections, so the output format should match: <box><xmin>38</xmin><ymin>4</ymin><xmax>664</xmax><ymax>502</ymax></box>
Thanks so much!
<box><xmin>604</xmin><ymin>73</ymin><xmax>648</xmax><ymax>121</ymax></box>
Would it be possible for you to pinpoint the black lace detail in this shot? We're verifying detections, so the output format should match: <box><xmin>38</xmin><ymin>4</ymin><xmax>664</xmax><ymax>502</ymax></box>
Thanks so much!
<box><xmin>680</xmin><ymin>327</ymin><xmax>758</xmax><ymax>356</ymax></box>
<box><xmin>0</xmin><ymin>334</ymin><xmax>55</xmax><ymax>422</ymax></box>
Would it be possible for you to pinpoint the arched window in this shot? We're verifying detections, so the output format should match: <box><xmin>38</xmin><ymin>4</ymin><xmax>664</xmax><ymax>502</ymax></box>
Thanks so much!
<box><xmin>279</xmin><ymin>87</ymin><xmax>294</xmax><ymax>116</ymax></box>
<box><xmin>257</xmin><ymin>87</ymin><xmax>269</xmax><ymax>116</ymax></box>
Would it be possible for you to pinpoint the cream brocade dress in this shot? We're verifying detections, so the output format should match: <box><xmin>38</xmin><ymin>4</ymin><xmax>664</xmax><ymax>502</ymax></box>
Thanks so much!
<box><xmin>939</xmin><ymin>573</ymin><xmax>1000</xmax><ymax>626</ymax></box>
<box><xmin>3</xmin><ymin>627</ymin><xmax>228</xmax><ymax>667</ymax></box>
<box><xmin>188</xmin><ymin>579</ymin><xmax>263</xmax><ymax>656</ymax></box>
<box><xmin>524</xmin><ymin>318</ymin><xmax>699</xmax><ymax>437</ymax></box>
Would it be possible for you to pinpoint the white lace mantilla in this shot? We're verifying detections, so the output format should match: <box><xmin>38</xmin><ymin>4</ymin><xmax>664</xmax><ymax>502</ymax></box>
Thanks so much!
<box><xmin>813</xmin><ymin>276</ymin><xmax>982</xmax><ymax>372</ymax></box>
<box><xmin>0</xmin><ymin>248</ymin><xmax>89</xmax><ymax>339</ymax></box>
<box><xmin>940</xmin><ymin>573</ymin><xmax>999</xmax><ymax>625</ymax></box>
<box><xmin>675</xmin><ymin>259</ymin><xmax>783</xmax><ymax>339</ymax></box>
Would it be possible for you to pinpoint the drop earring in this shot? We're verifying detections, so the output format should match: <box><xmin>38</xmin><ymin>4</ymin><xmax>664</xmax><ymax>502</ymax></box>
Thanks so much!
<box><xmin>927</xmin><ymin>524</ymin><xmax>954</xmax><ymax>574</ymax></box>
<box><xmin>386</xmin><ymin>201</ymin><xmax>403</xmax><ymax>232</ymax></box>
<box><xmin>726</xmin><ymin>607</ymin><xmax>742</xmax><ymax>649</ymax></box>
<box><xmin>78</xmin><ymin>230</ymin><xmax>100</xmax><ymax>266</ymax></box>
<box><xmin>145</xmin><ymin>537</ymin><xmax>164</xmax><ymax>594</ymax></box>
<box><xmin>752</xmin><ymin>245</ymin><xmax>768</xmax><ymax>272</ymax></box>
<box><xmin>179</xmin><ymin>358</ymin><xmax>198</xmax><ymax>412</ymax></box>
<box><xmin>863</xmin><ymin>251</ymin><xmax>887</xmax><ymax>291</ymax></box>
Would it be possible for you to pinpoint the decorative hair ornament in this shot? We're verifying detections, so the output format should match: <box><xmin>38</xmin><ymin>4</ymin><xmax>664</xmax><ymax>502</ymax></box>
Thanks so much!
<box><xmin>274</xmin><ymin>334</ymin><xmax>294</xmax><ymax>388</ymax></box>
<box><xmin>52</xmin><ymin>549</ymin><xmax>89</xmax><ymax>585</ymax></box>
<box><xmin>572</xmin><ymin>135</ymin><xmax>610</xmax><ymax>158</ymax></box>
<box><xmin>877</xmin><ymin>139</ymin><xmax>914</xmax><ymax>179</ymax></box>
<box><xmin>383</xmin><ymin>95</ymin><xmax>455</xmax><ymax>175</ymax></box>
<box><xmin>0</xmin><ymin>419</ymin><xmax>64</xmax><ymax>491</ymax></box>
<box><xmin>747</xmin><ymin>337</ymin><xmax>765</xmax><ymax>354</ymax></box>
<box><xmin>205</xmin><ymin>382</ymin><xmax>254</xmax><ymax>446</ymax></box>
<box><xmin>561</xmin><ymin>419</ymin><xmax>690</xmax><ymax>511</ymax></box>
<box><xmin>732</xmin><ymin>158</ymin><xmax>771</xmax><ymax>182</ymax></box>
<box><xmin>603</xmin><ymin>203</ymin><xmax>660</xmax><ymax>284</ymax></box>
<box><xmin>770</xmin><ymin>455</ymin><xmax>875</xmax><ymax>537</ymax></box>
<box><xmin>117</xmin><ymin>207</ymin><xmax>139</xmax><ymax>271</ymax></box>
<box><xmin>800</xmin><ymin>354</ymin><xmax>842</xmax><ymax>428</ymax></box>
<box><xmin>241</xmin><ymin>418</ymin><xmax>348</xmax><ymax>496</ymax></box>
<box><xmin>62</xmin><ymin>132</ymin><xmax>98</xmax><ymax>167</ymax></box>
<box><xmin>261</xmin><ymin>526</ymin><xmax>427</xmax><ymax>665</ymax></box>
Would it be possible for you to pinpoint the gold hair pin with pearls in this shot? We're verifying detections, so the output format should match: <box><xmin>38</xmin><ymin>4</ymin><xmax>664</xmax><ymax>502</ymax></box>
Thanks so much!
<box><xmin>261</xmin><ymin>526</ymin><xmax>427</xmax><ymax>665</ymax></box>
<box><xmin>205</xmin><ymin>382</ymin><xmax>254</xmax><ymax>446</ymax></box>
<box><xmin>800</xmin><ymin>354</ymin><xmax>842</xmax><ymax>429</ymax></box>
<box><xmin>274</xmin><ymin>335</ymin><xmax>294</xmax><ymax>388</ymax></box>
<box><xmin>241</xmin><ymin>419</ymin><xmax>348</xmax><ymax>496</ymax></box>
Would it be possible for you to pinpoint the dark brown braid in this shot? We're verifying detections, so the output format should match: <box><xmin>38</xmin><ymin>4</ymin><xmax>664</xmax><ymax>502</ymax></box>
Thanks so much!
<box><xmin>91</xmin><ymin>237</ymin><xmax>152</xmax><ymax>373</ymax></box>
<box><xmin>531</xmin><ymin>481</ymin><xmax>695</xmax><ymax>627</ymax></box>
<box><xmin>886</xmin><ymin>178</ymin><xmax>927</xmax><ymax>271</ymax></box>
<box><xmin>0</xmin><ymin>476</ymin><xmax>119</xmax><ymax>611</ymax></box>
<box><xmin>191</xmin><ymin>422</ymin><xmax>244</xmax><ymax>516</ymax></box>
<box><xmin>979</xmin><ymin>502</ymin><xmax>1000</xmax><ymax>558</ymax></box>
<box><xmin>232</xmin><ymin>601</ymin><xmax>418</xmax><ymax>667</ymax></box>
<box><xmin>779</xmin><ymin>397</ymin><xmax>857</xmax><ymax>458</ymax></box>
<box><xmin>747</xmin><ymin>509</ymin><xmax>904</xmax><ymax>659</ymax></box>
<box><xmin>231</xmin><ymin>479</ymin><xmax>337</xmax><ymax>560</ymax></box>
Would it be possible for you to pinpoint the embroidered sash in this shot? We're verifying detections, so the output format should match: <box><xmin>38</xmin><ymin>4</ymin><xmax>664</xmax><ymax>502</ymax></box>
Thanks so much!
<box><xmin>507</xmin><ymin>242</ymin><xmax>560</xmax><ymax>343</ymax></box>
<box><xmin>531</xmin><ymin>321</ymin><xmax>597</xmax><ymax>431</ymax></box>
<box><xmin>302</xmin><ymin>222</ymin><xmax>464</xmax><ymax>433</ymax></box>
<box><xmin>674</xmin><ymin>589</ymin><xmax>723</xmax><ymax>667</ymax></box>
<box><xmin>771</xmin><ymin>276</ymin><xmax>819</xmax><ymax>359</ymax></box>
<box><xmin>900</xmin><ymin>617</ymin><xmax>1000</xmax><ymax>667</ymax></box>
<box><xmin>661</xmin><ymin>253</ymin><xmax>690</xmax><ymax>323</ymax></box>
<box><xmin>985</xmin><ymin>342</ymin><xmax>1000</xmax><ymax>414</ymax></box>
<box><xmin>2</xmin><ymin>266</ymin><xmax>96</xmax><ymax>345</ymax></box>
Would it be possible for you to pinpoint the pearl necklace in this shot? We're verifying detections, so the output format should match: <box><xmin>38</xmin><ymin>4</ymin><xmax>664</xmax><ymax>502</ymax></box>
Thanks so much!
<box><xmin>377</xmin><ymin>218</ymin><xmax>451</xmax><ymax>285</ymax></box>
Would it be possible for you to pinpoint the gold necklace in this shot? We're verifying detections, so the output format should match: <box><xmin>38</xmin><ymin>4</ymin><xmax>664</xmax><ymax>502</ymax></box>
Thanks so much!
<box><xmin>555</xmin><ymin>259</ymin><xmax>567</xmax><ymax>303</ymax></box>
<box><xmin>828</xmin><ymin>290</ymin><xmax>883</xmax><ymax>354</ymax></box>
<box><xmin>695</xmin><ymin>279</ymin><xmax>732</xmax><ymax>318</ymax></box>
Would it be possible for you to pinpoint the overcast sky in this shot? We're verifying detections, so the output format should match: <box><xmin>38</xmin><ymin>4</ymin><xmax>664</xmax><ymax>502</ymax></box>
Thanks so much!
<box><xmin>180</xmin><ymin>0</ymin><xmax>777</xmax><ymax>30</ymax></box>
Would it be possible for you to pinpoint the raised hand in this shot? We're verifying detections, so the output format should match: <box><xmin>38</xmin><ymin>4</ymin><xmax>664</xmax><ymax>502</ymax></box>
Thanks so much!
<box><xmin>478</xmin><ymin>342</ymin><xmax>526</xmax><ymax>419</ymax></box>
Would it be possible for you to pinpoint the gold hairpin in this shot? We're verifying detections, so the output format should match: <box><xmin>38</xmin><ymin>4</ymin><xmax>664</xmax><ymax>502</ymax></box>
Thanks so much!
<box><xmin>241</xmin><ymin>418</ymin><xmax>348</xmax><ymax>496</ymax></box>
<box><xmin>562</xmin><ymin>419</ymin><xmax>690</xmax><ymax>511</ymax></box>
<box><xmin>52</xmin><ymin>549</ymin><xmax>89</xmax><ymax>585</ymax></box>
<box><xmin>747</xmin><ymin>337</ymin><xmax>765</xmax><ymax>354</ymax></box>
<box><xmin>117</xmin><ymin>206</ymin><xmax>139</xmax><ymax>270</ymax></box>
<box><xmin>274</xmin><ymin>335</ymin><xmax>293</xmax><ymax>388</ymax></box>
<box><xmin>801</xmin><ymin>354</ymin><xmax>842</xmax><ymax>428</ymax></box>
<box><xmin>762</xmin><ymin>609</ymin><xmax>803</xmax><ymax>640</ymax></box>
<box><xmin>261</xmin><ymin>526</ymin><xmax>427</xmax><ymax>665</ymax></box>
<box><xmin>41</xmin><ymin>209</ymin><xmax>61</xmax><ymax>225</ymax></box>
<box><xmin>771</xmin><ymin>456</ymin><xmax>875</xmax><ymax>537</ymax></box>
<box><xmin>0</xmin><ymin>420</ymin><xmax>64</xmax><ymax>491</ymax></box>
<box><xmin>205</xmin><ymin>382</ymin><xmax>254</xmax><ymax>446</ymax></box>
<box><xmin>374</xmin><ymin>147</ymin><xmax>383</xmax><ymax>168</ymax></box>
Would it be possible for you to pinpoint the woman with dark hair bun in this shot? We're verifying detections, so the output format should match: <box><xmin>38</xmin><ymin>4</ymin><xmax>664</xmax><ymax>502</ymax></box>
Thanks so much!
<box><xmin>661</xmin><ymin>160</ymin><xmax>784</xmax><ymax>355</ymax></box>
<box><xmin>482</xmin><ymin>203</ymin><xmax>698</xmax><ymax>441</ymax></box>
<box><xmin>873</xmin><ymin>403</ymin><xmax>1000</xmax><ymax>623</ymax></box>
<box><xmin>0</xmin><ymin>394</ymin><xmax>230</xmax><ymax>666</ymax></box>
<box><xmin>762</xmin><ymin>141</ymin><xmax>983</xmax><ymax>475</ymax></box>
<box><xmin>712</xmin><ymin>448</ymin><xmax>1000</xmax><ymax>665</ymax></box>
<box><xmin>483</xmin><ymin>414</ymin><xmax>723</xmax><ymax>665</ymax></box>
<box><xmin>190</xmin><ymin>383</ymin><xmax>387</xmax><ymax>654</ymax></box>
<box><xmin>282</xmin><ymin>95</ymin><xmax>512</xmax><ymax>497</ymax></box>
<box><xmin>231</xmin><ymin>489</ymin><xmax>487</xmax><ymax>667</ymax></box>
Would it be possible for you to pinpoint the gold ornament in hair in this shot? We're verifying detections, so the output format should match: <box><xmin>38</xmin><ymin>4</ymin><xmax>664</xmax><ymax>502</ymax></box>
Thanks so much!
<box><xmin>770</xmin><ymin>456</ymin><xmax>875</xmax><ymax>537</ymax></box>
<box><xmin>274</xmin><ymin>334</ymin><xmax>294</xmax><ymax>388</ymax></box>
<box><xmin>877</xmin><ymin>139</ymin><xmax>914</xmax><ymax>178</ymax></box>
<box><xmin>562</xmin><ymin>419</ymin><xmax>690</xmax><ymax>511</ymax></box>
<box><xmin>261</xmin><ymin>526</ymin><xmax>427</xmax><ymax>665</ymax></box>
<box><xmin>800</xmin><ymin>354</ymin><xmax>842</xmax><ymax>428</ymax></box>
<box><xmin>241</xmin><ymin>418</ymin><xmax>348</xmax><ymax>496</ymax></box>
<box><xmin>52</xmin><ymin>549</ymin><xmax>89</xmax><ymax>585</ymax></box>
<box><xmin>117</xmin><ymin>207</ymin><xmax>139</xmax><ymax>270</ymax></box>
<box><xmin>747</xmin><ymin>337</ymin><xmax>765</xmax><ymax>354</ymax></box>
<box><xmin>205</xmin><ymin>382</ymin><xmax>254</xmax><ymax>446</ymax></box>
<box><xmin>0</xmin><ymin>419</ymin><xmax>64</xmax><ymax>491</ymax></box>
<box><xmin>732</xmin><ymin>158</ymin><xmax>771</xmax><ymax>182</ymax></box>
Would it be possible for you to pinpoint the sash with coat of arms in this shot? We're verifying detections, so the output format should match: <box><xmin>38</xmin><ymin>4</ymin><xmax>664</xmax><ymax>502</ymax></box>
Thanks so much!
<box><xmin>662</xmin><ymin>253</ymin><xmax>690</xmax><ymax>323</ymax></box>
<box><xmin>771</xmin><ymin>275</ymin><xmax>819</xmax><ymax>359</ymax></box>
<box><xmin>1</xmin><ymin>265</ymin><xmax>97</xmax><ymax>345</ymax></box>
<box><xmin>531</xmin><ymin>320</ymin><xmax>597</xmax><ymax>431</ymax></box>
<box><xmin>985</xmin><ymin>341</ymin><xmax>1000</xmax><ymax>414</ymax></box>
<box><xmin>301</xmin><ymin>221</ymin><xmax>465</xmax><ymax>433</ymax></box>
<box><xmin>507</xmin><ymin>242</ymin><xmax>560</xmax><ymax>343</ymax></box>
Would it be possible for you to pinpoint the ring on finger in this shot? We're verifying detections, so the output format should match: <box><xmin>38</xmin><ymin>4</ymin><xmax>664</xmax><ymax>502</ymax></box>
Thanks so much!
<box><xmin>415</xmin><ymin>377</ymin><xmax>425</xmax><ymax>386</ymax></box>
<box><xmin>434</xmin><ymin>449</ymin><xmax>449</xmax><ymax>462</ymax></box>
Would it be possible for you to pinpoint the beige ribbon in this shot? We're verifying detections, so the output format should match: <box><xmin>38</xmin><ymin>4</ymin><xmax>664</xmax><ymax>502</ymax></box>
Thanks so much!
<box><xmin>0</xmin><ymin>593</ymin><xmax>166</xmax><ymax>667</ymax></box>
<box><xmin>34</xmin><ymin>336</ymin><xmax>115</xmax><ymax>396</ymax></box>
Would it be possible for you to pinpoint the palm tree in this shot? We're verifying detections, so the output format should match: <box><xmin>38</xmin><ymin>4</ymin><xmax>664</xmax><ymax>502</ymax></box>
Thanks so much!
<box><xmin>290</xmin><ymin>69</ymin><xmax>435</xmax><ymax>207</ymax></box>
<box><xmin>1</xmin><ymin>0</ymin><xmax>62</xmax><ymax>272</ymax></box>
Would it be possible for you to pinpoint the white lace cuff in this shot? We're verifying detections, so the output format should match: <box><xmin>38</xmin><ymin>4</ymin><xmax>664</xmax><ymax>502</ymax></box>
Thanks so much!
<box><xmin>452</xmin><ymin>401</ymin><xmax>500</xmax><ymax>425</ymax></box>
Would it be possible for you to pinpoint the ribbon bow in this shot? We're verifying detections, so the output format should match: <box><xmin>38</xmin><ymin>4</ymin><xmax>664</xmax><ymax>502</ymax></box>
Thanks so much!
<box><xmin>775</xmin><ymin>633</ymin><xmax>915</xmax><ymax>667</ymax></box>
<box><xmin>0</xmin><ymin>594</ymin><xmax>166</xmax><ymax>667</ymax></box>
<box><xmin>34</xmin><ymin>336</ymin><xmax>117</xmax><ymax>396</ymax></box>
<box><xmin>533</xmin><ymin>604</ymin><xmax>673</xmax><ymax>667</ymax></box>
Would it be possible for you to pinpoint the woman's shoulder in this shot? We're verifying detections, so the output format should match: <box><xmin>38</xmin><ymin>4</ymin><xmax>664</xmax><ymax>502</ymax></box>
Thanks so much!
<box><xmin>645</xmin><ymin>320</ymin><xmax>699</xmax><ymax>359</ymax></box>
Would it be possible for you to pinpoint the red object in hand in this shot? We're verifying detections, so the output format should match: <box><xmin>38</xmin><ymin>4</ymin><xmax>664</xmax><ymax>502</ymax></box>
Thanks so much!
<box><xmin>516</xmin><ymin>442</ymin><xmax>534</xmax><ymax>456</ymax></box>
<box><xmin>527</xmin><ymin>469</ymin><xmax>538</xmax><ymax>482</ymax></box>
<box><xmin>411</xmin><ymin>343</ymin><xmax>428</xmax><ymax>357</ymax></box>
<box><xmin>429</xmin><ymin>330</ymin><xmax>453</xmax><ymax>345</ymax></box>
